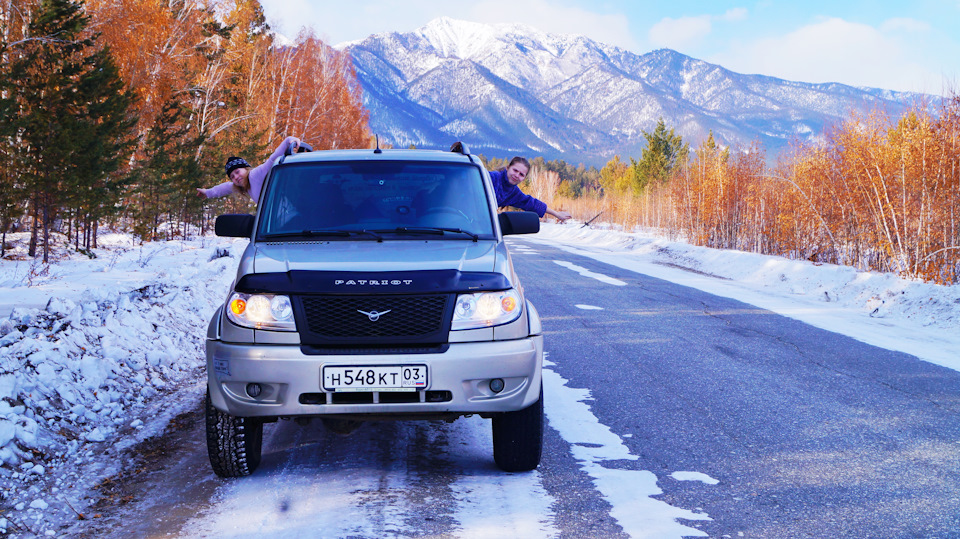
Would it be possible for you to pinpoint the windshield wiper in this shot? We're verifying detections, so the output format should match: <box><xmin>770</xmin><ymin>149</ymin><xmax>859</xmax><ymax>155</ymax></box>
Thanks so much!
<box><xmin>340</xmin><ymin>229</ymin><xmax>384</xmax><ymax>241</ymax></box>
<box><xmin>262</xmin><ymin>229</ymin><xmax>383</xmax><ymax>242</ymax></box>
<box><xmin>375</xmin><ymin>227</ymin><xmax>480</xmax><ymax>242</ymax></box>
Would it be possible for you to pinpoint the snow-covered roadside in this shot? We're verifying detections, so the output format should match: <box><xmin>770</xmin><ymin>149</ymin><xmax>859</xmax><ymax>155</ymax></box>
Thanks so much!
<box><xmin>0</xmin><ymin>221</ymin><xmax>956</xmax><ymax>536</ymax></box>
<box><xmin>0</xmin><ymin>233</ymin><xmax>241</xmax><ymax>536</ymax></box>
<box><xmin>529</xmin><ymin>223</ymin><xmax>960</xmax><ymax>373</ymax></box>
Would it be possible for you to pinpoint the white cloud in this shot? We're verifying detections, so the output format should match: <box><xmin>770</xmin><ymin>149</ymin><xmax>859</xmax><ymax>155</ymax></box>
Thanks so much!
<box><xmin>648</xmin><ymin>8</ymin><xmax>749</xmax><ymax>52</ymax></box>
<box><xmin>648</xmin><ymin>15</ymin><xmax>712</xmax><ymax>51</ymax></box>
<box><xmin>712</xmin><ymin>17</ymin><xmax>943</xmax><ymax>93</ymax></box>
<box><xmin>880</xmin><ymin>17</ymin><xmax>931</xmax><ymax>33</ymax></box>
<box><xmin>260</xmin><ymin>0</ymin><xmax>636</xmax><ymax>51</ymax></box>
<box><xmin>720</xmin><ymin>7</ymin><xmax>748</xmax><ymax>22</ymax></box>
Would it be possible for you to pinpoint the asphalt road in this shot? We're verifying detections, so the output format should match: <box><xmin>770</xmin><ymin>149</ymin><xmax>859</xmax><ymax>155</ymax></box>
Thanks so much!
<box><xmin>65</xmin><ymin>237</ymin><xmax>960</xmax><ymax>538</ymax></box>
<box><xmin>510</xmin><ymin>237</ymin><xmax>960</xmax><ymax>538</ymax></box>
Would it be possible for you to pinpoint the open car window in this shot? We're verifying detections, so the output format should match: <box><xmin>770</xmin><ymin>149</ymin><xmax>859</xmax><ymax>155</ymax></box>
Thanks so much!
<box><xmin>257</xmin><ymin>161</ymin><xmax>495</xmax><ymax>240</ymax></box>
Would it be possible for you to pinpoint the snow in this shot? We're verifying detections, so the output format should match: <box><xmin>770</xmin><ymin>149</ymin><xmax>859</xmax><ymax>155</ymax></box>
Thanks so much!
<box><xmin>528</xmin><ymin>223</ymin><xmax>960</xmax><ymax>372</ymax></box>
<box><xmin>0</xmin><ymin>221</ymin><xmax>957</xmax><ymax>536</ymax></box>
<box><xmin>553</xmin><ymin>260</ymin><xmax>628</xmax><ymax>286</ymax></box>
<box><xmin>0</xmin><ymin>231</ymin><xmax>241</xmax><ymax>536</ymax></box>
<box><xmin>180</xmin><ymin>415</ymin><xmax>560</xmax><ymax>539</ymax></box>
<box><xmin>543</xmin><ymin>354</ymin><xmax>711</xmax><ymax>537</ymax></box>
<box><xmin>670</xmin><ymin>471</ymin><xmax>720</xmax><ymax>485</ymax></box>
<box><xmin>347</xmin><ymin>18</ymin><xmax>923</xmax><ymax>166</ymax></box>
<box><xmin>419</xmin><ymin>17</ymin><xmax>501</xmax><ymax>60</ymax></box>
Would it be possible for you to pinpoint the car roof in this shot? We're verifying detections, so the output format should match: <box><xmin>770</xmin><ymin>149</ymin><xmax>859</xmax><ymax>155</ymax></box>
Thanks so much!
<box><xmin>278</xmin><ymin>148</ymin><xmax>478</xmax><ymax>165</ymax></box>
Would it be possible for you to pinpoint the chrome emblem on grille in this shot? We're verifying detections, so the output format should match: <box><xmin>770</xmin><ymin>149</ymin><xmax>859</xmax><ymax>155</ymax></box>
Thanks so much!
<box><xmin>357</xmin><ymin>309</ymin><xmax>391</xmax><ymax>322</ymax></box>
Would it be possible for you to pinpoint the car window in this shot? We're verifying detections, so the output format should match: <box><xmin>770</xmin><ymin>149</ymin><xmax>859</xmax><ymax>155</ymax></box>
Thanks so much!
<box><xmin>257</xmin><ymin>161</ymin><xmax>495</xmax><ymax>239</ymax></box>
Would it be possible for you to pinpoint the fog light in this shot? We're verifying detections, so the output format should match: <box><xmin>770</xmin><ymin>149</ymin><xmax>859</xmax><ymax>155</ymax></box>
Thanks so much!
<box><xmin>246</xmin><ymin>383</ymin><xmax>263</xmax><ymax>398</ymax></box>
<box><xmin>489</xmin><ymin>378</ymin><xmax>505</xmax><ymax>393</ymax></box>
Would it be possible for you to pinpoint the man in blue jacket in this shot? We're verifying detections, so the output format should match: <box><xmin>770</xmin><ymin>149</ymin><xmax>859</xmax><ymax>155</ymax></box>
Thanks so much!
<box><xmin>489</xmin><ymin>157</ymin><xmax>572</xmax><ymax>222</ymax></box>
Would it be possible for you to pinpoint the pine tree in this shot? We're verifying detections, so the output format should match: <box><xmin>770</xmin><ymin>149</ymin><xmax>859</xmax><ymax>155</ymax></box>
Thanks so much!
<box><xmin>1</xmin><ymin>0</ymin><xmax>91</xmax><ymax>260</ymax></box>
<box><xmin>131</xmin><ymin>99</ymin><xmax>204</xmax><ymax>241</ymax></box>
<box><xmin>71</xmin><ymin>45</ymin><xmax>137</xmax><ymax>249</ymax></box>
<box><xmin>0</xmin><ymin>0</ymin><xmax>135</xmax><ymax>260</ymax></box>
<box><xmin>630</xmin><ymin>118</ymin><xmax>689</xmax><ymax>193</ymax></box>
<box><xmin>0</xmin><ymin>124</ymin><xmax>24</xmax><ymax>258</ymax></box>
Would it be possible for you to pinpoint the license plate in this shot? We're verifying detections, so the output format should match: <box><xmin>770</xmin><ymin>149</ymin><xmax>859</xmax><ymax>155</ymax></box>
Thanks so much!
<box><xmin>322</xmin><ymin>365</ymin><xmax>428</xmax><ymax>392</ymax></box>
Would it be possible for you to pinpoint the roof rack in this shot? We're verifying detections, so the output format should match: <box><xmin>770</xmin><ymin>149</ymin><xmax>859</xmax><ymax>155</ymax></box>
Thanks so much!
<box><xmin>279</xmin><ymin>140</ymin><xmax>313</xmax><ymax>164</ymax></box>
<box><xmin>449</xmin><ymin>141</ymin><xmax>471</xmax><ymax>155</ymax></box>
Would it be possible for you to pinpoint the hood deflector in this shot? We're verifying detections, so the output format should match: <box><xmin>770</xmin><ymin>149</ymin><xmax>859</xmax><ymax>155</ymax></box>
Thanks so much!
<box><xmin>236</xmin><ymin>269</ymin><xmax>510</xmax><ymax>295</ymax></box>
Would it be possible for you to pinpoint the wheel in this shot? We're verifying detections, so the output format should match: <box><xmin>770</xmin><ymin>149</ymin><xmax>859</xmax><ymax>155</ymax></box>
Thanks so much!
<box><xmin>205</xmin><ymin>389</ymin><xmax>263</xmax><ymax>478</ymax></box>
<box><xmin>492</xmin><ymin>387</ymin><xmax>543</xmax><ymax>472</ymax></box>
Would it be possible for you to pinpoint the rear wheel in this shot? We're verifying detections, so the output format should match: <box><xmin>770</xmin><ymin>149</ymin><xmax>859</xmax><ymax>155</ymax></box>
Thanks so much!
<box><xmin>205</xmin><ymin>389</ymin><xmax>263</xmax><ymax>478</ymax></box>
<box><xmin>492</xmin><ymin>387</ymin><xmax>543</xmax><ymax>472</ymax></box>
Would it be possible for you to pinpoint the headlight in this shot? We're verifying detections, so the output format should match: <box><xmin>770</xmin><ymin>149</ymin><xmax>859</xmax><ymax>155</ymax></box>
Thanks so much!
<box><xmin>452</xmin><ymin>289</ymin><xmax>522</xmax><ymax>330</ymax></box>
<box><xmin>226</xmin><ymin>292</ymin><xmax>296</xmax><ymax>331</ymax></box>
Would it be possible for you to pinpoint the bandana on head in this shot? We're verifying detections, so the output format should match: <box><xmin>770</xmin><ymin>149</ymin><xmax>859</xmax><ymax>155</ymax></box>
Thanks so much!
<box><xmin>224</xmin><ymin>157</ymin><xmax>250</xmax><ymax>177</ymax></box>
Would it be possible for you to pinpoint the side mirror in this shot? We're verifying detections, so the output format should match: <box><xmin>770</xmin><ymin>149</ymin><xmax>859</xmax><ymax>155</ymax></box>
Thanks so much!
<box><xmin>215</xmin><ymin>214</ymin><xmax>255</xmax><ymax>237</ymax></box>
<box><xmin>498</xmin><ymin>211</ymin><xmax>540</xmax><ymax>235</ymax></box>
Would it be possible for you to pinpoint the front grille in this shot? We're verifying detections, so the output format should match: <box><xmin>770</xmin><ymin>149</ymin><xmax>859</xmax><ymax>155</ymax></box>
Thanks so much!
<box><xmin>299</xmin><ymin>295</ymin><xmax>449</xmax><ymax>340</ymax></box>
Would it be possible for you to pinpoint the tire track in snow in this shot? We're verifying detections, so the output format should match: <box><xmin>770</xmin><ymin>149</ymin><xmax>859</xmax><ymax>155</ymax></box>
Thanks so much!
<box><xmin>182</xmin><ymin>362</ymin><xmax>713</xmax><ymax>538</ymax></box>
<box><xmin>181</xmin><ymin>421</ymin><xmax>459</xmax><ymax>537</ymax></box>
<box><xmin>179</xmin><ymin>417</ymin><xmax>557</xmax><ymax>538</ymax></box>
<box><xmin>446</xmin><ymin>417</ymin><xmax>558</xmax><ymax>538</ymax></box>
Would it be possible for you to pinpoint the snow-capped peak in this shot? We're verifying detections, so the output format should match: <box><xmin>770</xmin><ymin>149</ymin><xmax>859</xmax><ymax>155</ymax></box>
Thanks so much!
<box><xmin>417</xmin><ymin>17</ymin><xmax>500</xmax><ymax>59</ymax></box>
<box><xmin>415</xmin><ymin>17</ymin><xmax>595</xmax><ymax>60</ymax></box>
<box><xmin>344</xmin><ymin>17</ymin><xmax>921</xmax><ymax>165</ymax></box>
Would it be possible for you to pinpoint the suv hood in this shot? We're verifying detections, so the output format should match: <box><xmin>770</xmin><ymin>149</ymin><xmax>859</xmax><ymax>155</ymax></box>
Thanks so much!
<box><xmin>253</xmin><ymin>240</ymin><xmax>498</xmax><ymax>274</ymax></box>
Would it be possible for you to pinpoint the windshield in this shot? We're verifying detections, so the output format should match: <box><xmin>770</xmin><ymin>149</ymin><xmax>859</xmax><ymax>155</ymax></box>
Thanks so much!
<box><xmin>257</xmin><ymin>161</ymin><xmax>495</xmax><ymax>239</ymax></box>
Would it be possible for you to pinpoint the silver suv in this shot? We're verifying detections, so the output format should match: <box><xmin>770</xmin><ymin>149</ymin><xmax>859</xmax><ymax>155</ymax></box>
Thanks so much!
<box><xmin>205</xmin><ymin>143</ymin><xmax>544</xmax><ymax>477</ymax></box>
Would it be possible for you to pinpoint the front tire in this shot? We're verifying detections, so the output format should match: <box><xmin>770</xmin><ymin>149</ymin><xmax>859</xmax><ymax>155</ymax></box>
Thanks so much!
<box><xmin>205</xmin><ymin>389</ymin><xmax>263</xmax><ymax>478</ymax></box>
<box><xmin>492</xmin><ymin>387</ymin><xmax>543</xmax><ymax>472</ymax></box>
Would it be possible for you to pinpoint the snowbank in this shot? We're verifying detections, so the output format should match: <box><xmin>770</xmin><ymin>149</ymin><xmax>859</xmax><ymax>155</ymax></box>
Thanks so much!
<box><xmin>0</xmin><ymin>233</ymin><xmax>241</xmax><ymax>536</ymax></box>
<box><xmin>0</xmin><ymin>222</ymin><xmax>957</xmax><ymax>535</ymax></box>
<box><xmin>531</xmin><ymin>223</ymin><xmax>960</xmax><ymax>371</ymax></box>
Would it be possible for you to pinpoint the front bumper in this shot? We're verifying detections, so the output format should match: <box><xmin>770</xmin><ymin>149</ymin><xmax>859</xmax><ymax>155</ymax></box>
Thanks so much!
<box><xmin>206</xmin><ymin>337</ymin><xmax>543</xmax><ymax>418</ymax></box>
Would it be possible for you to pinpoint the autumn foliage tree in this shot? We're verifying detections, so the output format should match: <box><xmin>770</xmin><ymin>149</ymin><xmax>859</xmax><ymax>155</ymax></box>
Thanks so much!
<box><xmin>558</xmin><ymin>103</ymin><xmax>959</xmax><ymax>284</ymax></box>
<box><xmin>84</xmin><ymin>0</ymin><xmax>370</xmax><ymax>236</ymax></box>
<box><xmin>1</xmin><ymin>0</ymin><xmax>371</xmax><ymax>250</ymax></box>
<box><xmin>782</xmin><ymin>105</ymin><xmax>960</xmax><ymax>282</ymax></box>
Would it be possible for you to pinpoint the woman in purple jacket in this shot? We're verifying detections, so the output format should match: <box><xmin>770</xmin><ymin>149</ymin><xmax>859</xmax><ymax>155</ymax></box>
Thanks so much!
<box><xmin>196</xmin><ymin>136</ymin><xmax>301</xmax><ymax>203</ymax></box>
<box><xmin>489</xmin><ymin>157</ymin><xmax>572</xmax><ymax>222</ymax></box>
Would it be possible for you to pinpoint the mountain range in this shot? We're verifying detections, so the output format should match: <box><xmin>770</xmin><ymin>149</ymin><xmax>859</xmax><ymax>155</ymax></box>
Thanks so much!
<box><xmin>340</xmin><ymin>17</ymin><xmax>920</xmax><ymax>166</ymax></box>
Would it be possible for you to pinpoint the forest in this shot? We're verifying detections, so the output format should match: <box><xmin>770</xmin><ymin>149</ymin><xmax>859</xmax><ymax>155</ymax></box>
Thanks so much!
<box><xmin>0</xmin><ymin>0</ymin><xmax>369</xmax><ymax>262</ymax></box>
<box><xmin>526</xmin><ymin>103</ymin><xmax>960</xmax><ymax>285</ymax></box>
<box><xmin>1</xmin><ymin>0</ymin><xmax>958</xmax><ymax>284</ymax></box>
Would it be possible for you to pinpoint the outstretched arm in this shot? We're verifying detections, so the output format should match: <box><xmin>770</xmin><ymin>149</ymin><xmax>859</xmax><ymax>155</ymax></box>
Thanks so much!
<box><xmin>196</xmin><ymin>182</ymin><xmax>235</xmax><ymax>199</ymax></box>
<box><xmin>265</xmin><ymin>136</ymin><xmax>300</xmax><ymax>166</ymax></box>
<box><xmin>545</xmin><ymin>207</ymin><xmax>571</xmax><ymax>223</ymax></box>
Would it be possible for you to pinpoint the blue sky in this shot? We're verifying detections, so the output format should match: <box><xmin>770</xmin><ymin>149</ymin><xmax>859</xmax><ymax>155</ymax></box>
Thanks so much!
<box><xmin>259</xmin><ymin>0</ymin><xmax>960</xmax><ymax>94</ymax></box>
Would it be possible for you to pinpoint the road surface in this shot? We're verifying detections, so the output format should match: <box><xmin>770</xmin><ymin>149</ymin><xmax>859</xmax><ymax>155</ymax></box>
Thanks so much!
<box><xmin>66</xmin><ymin>237</ymin><xmax>960</xmax><ymax>538</ymax></box>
